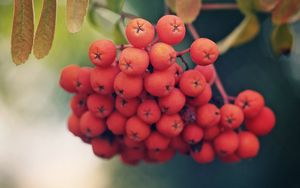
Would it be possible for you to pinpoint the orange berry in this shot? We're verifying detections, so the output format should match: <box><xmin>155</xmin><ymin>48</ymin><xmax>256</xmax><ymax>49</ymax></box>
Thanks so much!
<box><xmin>67</xmin><ymin>113</ymin><xmax>82</xmax><ymax>137</ymax></box>
<box><xmin>106</xmin><ymin>111</ymin><xmax>127</xmax><ymax>135</ymax></box>
<box><xmin>149</xmin><ymin>42</ymin><xmax>176</xmax><ymax>70</ymax></box>
<box><xmin>144</xmin><ymin>71</ymin><xmax>175</xmax><ymax>97</ymax></box>
<box><xmin>80</xmin><ymin>111</ymin><xmax>106</xmax><ymax>137</ymax></box>
<box><xmin>156</xmin><ymin>114</ymin><xmax>184</xmax><ymax>137</ymax></box>
<box><xmin>87</xmin><ymin>94</ymin><xmax>114</xmax><ymax>118</ymax></box>
<box><xmin>179</xmin><ymin>70</ymin><xmax>206</xmax><ymax>97</ymax></box>
<box><xmin>88</xmin><ymin>40</ymin><xmax>116</xmax><ymax>67</ymax></box>
<box><xmin>190</xmin><ymin>38</ymin><xmax>219</xmax><ymax>66</ymax></box>
<box><xmin>59</xmin><ymin>64</ymin><xmax>80</xmax><ymax>93</ymax></box>
<box><xmin>158</xmin><ymin>88</ymin><xmax>186</xmax><ymax>115</ymax></box>
<box><xmin>114</xmin><ymin>72</ymin><xmax>143</xmax><ymax>99</ymax></box>
<box><xmin>115</xmin><ymin>96</ymin><xmax>140</xmax><ymax>117</ymax></box>
<box><xmin>126</xmin><ymin>116</ymin><xmax>151</xmax><ymax>142</ymax></box>
<box><xmin>220</xmin><ymin>104</ymin><xmax>244</xmax><ymax>129</ymax></box>
<box><xmin>187</xmin><ymin>84</ymin><xmax>212</xmax><ymax>107</ymax></box>
<box><xmin>137</xmin><ymin>99</ymin><xmax>161</xmax><ymax>124</ymax></box>
<box><xmin>91</xmin><ymin>138</ymin><xmax>119</xmax><ymax>159</ymax></box>
<box><xmin>196</xmin><ymin>103</ymin><xmax>221</xmax><ymax>128</ymax></box>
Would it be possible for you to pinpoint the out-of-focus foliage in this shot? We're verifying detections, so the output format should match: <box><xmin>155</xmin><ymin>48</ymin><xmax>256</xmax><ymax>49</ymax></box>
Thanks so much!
<box><xmin>66</xmin><ymin>0</ymin><xmax>89</xmax><ymax>33</ymax></box>
<box><xmin>271</xmin><ymin>24</ymin><xmax>294</xmax><ymax>55</ymax></box>
<box><xmin>176</xmin><ymin>0</ymin><xmax>202</xmax><ymax>23</ymax></box>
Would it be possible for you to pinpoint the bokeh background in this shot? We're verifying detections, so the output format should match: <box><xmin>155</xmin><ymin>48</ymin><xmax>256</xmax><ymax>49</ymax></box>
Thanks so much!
<box><xmin>1</xmin><ymin>0</ymin><xmax>300</xmax><ymax>188</ymax></box>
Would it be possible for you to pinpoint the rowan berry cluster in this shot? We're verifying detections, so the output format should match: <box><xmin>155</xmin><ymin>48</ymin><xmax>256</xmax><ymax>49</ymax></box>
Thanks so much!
<box><xmin>59</xmin><ymin>15</ymin><xmax>276</xmax><ymax>165</ymax></box>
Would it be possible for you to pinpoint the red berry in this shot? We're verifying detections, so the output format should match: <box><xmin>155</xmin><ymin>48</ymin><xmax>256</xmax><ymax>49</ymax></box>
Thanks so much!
<box><xmin>190</xmin><ymin>38</ymin><xmax>219</xmax><ymax>66</ymax></box>
<box><xmin>214</xmin><ymin>130</ymin><xmax>239</xmax><ymax>156</ymax></box>
<box><xmin>106</xmin><ymin>111</ymin><xmax>127</xmax><ymax>135</ymax></box>
<box><xmin>67</xmin><ymin>113</ymin><xmax>82</xmax><ymax>137</ymax></box>
<box><xmin>119</xmin><ymin>48</ymin><xmax>149</xmax><ymax>76</ymax></box>
<box><xmin>75</xmin><ymin>67</ymin><xmax>93</xmax><ymax>94</ymax></box>
<box><xmin>114</xmin><ymin>72</ymin><xmax>143</xmax><ymax>99</ymax></box>
<box><xmin>156</xmin><ymin>114</ymin><xmax>184</xmax><ymax>137</ymax></box>
<box><xmin>144</xmin><ymin>71</ymin><xmax>175</xmax><ymax>97</ymax></box>
<box><xmin>219</xmin><ymin>153</ymin><xmax>241</xmax><ymax>163</ymax></box>
<box><xmin>158</xmin><ymin>88</ymin><xmax>186</xmax><ymax>115</ymax></box>
<box><xmin>126</xmin><ymin>116</ymin><xmax>151</xmax><ymax>142</ymax></box>
<box><xmin>182</xmin><ymin>124</ymin><xmax>204</xmax><ymax>144</ymax></box>
<box><xmin>59</xmin><ymin>64</ymin><xmax>80</xmax><ymax>93</ymax></box>
<box><xmin>149</xmin><ymin>42</ymin><xmax>176</xmax><ymax>70</ymax></box>
<box><xmin>170</xmin><ymin>136</ymin><xmax>190</xmax><ymax>154</ymax></box>
<box><xmin>87</xmin><ymin>94</ymin><xmax>114</xmax><ymax>118</ymax></box>
<box><xmin>80</xmin><ymin>111</ymin><xmax>106</xmax><ymax>137</ymax></box>
<box><xmin>196</xmin><ymin>104</ymin><xmax>221</xmax><ymax>128</ymax></box>
<box><xmin>70</xmin><ymin>94</ymin><xmax>88</xmax><ymax>117</ymax></box>
<box><xmin>156</xmin><ymin>15</ymin><xmax>186</xmax><ymax>45</ymax></box>
<box><xmin>115</xmin><ymin>96</ymin><xmax>140</xmax><ymax>117</ymax></box>
<box><xmin>147</xmin><ymin>148</ymin><xmax>176</xmax><ymax>163</ymax></box>
<box><xmin>121</xmin><ymin>147</ymin><xmax>145</xmax><ymax>165</ymax></box>
<box><xmin>187</xmin><ymin>85</ymin><xmax>212</xmax><ymax>107</ymax></box>
<box><xmin>123</xmin><ymin>136</ymin><xmax>145</xmax><ymax>149</ymax></box>
<box><xmin>235</xmin><ymin>90</ymin><xmax>265</xmax><ymax>118</ymax></box>
<box><xmin>88</xmin><ymin>40</ymin><xmax>116</xmax><ymax>67</ymax></box>
<box><xmin>220</xmin><ymin>104</ymin><xmax>244</xmax><ymax>129</ymax></box>
<box><xmin>203</xmin><ymin>126</ymin><xmax>220</xmax><ymax>141</ymax></box>
<box><xmin>137</xmin><ymin>99</ymin><xmax>161</xmax><ymax>124</ymax></box>
<box><xmin>179</xmin><ymin>70</ymin><xmax>206</xmax><ymax>97</ymax></box>
<box><xmin>91</xmin><ymin>138</ymin><xmax>119</xmax><ymax>159</ymax></box>
<box><xmin>165</xmin><ymin>63</ymin><xmax>183</xmax><ymax>84</ymax></box>
<box><xmin>191</xmin><ymin>142</ymin><xmax>215</xmax><ymax>164</ymax></box>
<box><xmin>237</xmin><ymin>131</ymin><xmax>260</xmax><ymax>159</ymax></box>
<box><xmin>145</xmin><ymin>132</ymin><xmax>171</xmax><ymax>151</ymax></box>
<box><xmin>194</xmin><ymin>64</ymin><xmax>216</xmax><ymax>83</ymax></box>
<box><xmin>125</xmin><ymin>18</ymin><xmax>155</xmax><ymax>48</ymax></box>
<box><xmin>245</xmin><ymin>107</ymin><xmax>276</xmax><ymax>136</ymax></box>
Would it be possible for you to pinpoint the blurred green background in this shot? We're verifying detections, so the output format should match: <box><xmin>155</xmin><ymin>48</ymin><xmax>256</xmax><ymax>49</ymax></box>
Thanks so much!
<box><xmin>0</xmin><ymin>0</ymin><xmax>300</xmax><ymax>188</ymax></box>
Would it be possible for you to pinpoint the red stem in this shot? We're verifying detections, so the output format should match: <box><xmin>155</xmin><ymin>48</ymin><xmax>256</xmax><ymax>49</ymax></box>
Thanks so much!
<box><xmin>177</xmin><ymin>48</ymin><xmax>190</xmax><ymax>56</ymax></box>
<box><xmin>202</xmin><ymin>3</ymin><xmax>238</xmax><ymax>10</ymax></box>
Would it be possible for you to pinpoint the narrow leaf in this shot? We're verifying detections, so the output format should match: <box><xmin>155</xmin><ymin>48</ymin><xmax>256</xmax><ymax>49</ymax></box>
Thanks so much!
<box><xmin>113</xmin><ymin>20</ymin><xmax>127</xmax><ymax>44</ymax></box>
<box><xmin>271</xmin><ymin>24</ymin><xmax>293</xmax><ymax>55</ymax></box>
<box><xmin>253</xmin><ymin>0</ymin><xmax>280</xmax><ymax>12</ymax></box>
<box><xmin>11</xmin><ymin>0</ymin><xmax>34</xmax><ymax>65</ymax></box>
<box><xmin>217</xmin><ymin>15</ymin><xmax>260</xmax><ymax>54</ymax></box>
<box><xmin>272</xmin><ymin>0</ymin><xmax>300</xmax><ymax>24</ymax></box>
<box><xmin>66</xmin><ymin>0</ymin><xmax>89</xmax><ymax>33</ymax></box>
<box><xmin>106</xmin><ymin>0</ymin><xmax>125</xmax><ymax>13</ymax></box>
<box><xmin>33</xmin><ymin>0</ymin><xmax>56</xmax><ymax>59</ymax></box>
<box><xmin>176</xmin><ymin>0</ymin><xmax>201</xmax><ymax>23</ymax></box>
<box><xmin>237</xmin><ymin>0</ymin><xmax>255</xmax><ymax>15</ymax></box>
<box><xmin>165</xmin><ymin>0</ymin><xmax>176</xmax><ymax>13</ymax></box>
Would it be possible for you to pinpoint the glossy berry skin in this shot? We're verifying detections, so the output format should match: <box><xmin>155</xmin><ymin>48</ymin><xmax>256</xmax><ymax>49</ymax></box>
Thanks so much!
<box><xmin>203</xmin><ymin>126</ymin><xmax>220</xmax><ymax>141</ymax></box>
<box><xmin>149</xmin><ymin>42</ymin><xmax>176</xmax><ymax>70</ymax></box>
<box><xmin>145</xmin><ymin>132</ymin><xmax>171</xmax><ymax>151</ymax></box>
<box><xmin>220</xmin><ymin>104</ymin><xmax>244</xmax><ymax>129</ymax></box>
<box><xmin>182</xmin><ymin>124</ymin><xmax>204</xmax><ymax>144</ymax></box>
<box><xmin>75</xmin><ymin>67</ymin><xmax>93</xmax><ymax>94</ymax></box>
<box><xmin>67</xmin><ymin>113</ymin><xmax>82</xmax><ymax>137</ymax></box>
<box><xmin>237</xmin><ymin>131</ymin><xmax>260</xmax><ymax>159</ymax></box>
<box><xmin>191</xmin><ymin>142</ymin><xmax>215</xmax><ymax>164</ymax></box>
<box><xmin>190</xmin><ymin>38</ymin><xmax>219</xmax><ymax>66</ymax></box>
<box><xmin>125</xmin><ymin>18</ymin><xmax>155</xmax><ymax>48</ymax></box>
<box><xmin>91</xmin><ymin>138</ymin><xmax>119</xmax><ymax>159</ymax></box>
<box><xmin>114</xmin><ymin>72</ymin><xmax>143</xmax><ymax>99</ymax></box>
<box><xmin>194</xmin><ymin>64</ymin><xmax>216</xmax><ymax>83</ymax></box>
<box><xmin>90</xmin><ymin>65</ymin><xmax>119</xmax><ymax>95</ymax></box>
<box><xmin>187</xmin><ymin>85</ymin><xmax>212</xmax><ymax>107</ymax></box>
<box><xmin>170</xmin><ymin>136</ymin><xmax>190</xmax><ymax>155</ymax></box>
<box><xmin>214</xmin><ymin>130</ymin><xmax>239</xmax><ymax>156</ymax></box>
<box><xmin>137</xmin><ymin>99</ymin><xmax>161</xmax><ymax>124</ymax></box>
<box><xmin>179</xmin><ymin>70</ymin><xmax>206</xmax><ymax>97</ymax></box>
<box><xmin>106</xmin><ymin>111</ymin><xmax>127</xmax><ymax>135</ymax></box>
<box><xmin>158</xmin><ymin>88</ymin><xmax>186</xmax><ymax>115</ymax></box>
<box><xmin>144</xmin><ymin>71</ymin><xmax>175</xmax><ymax>97</ymax></box>
<box><xmin>115</xmin><ymin>96</ymin><xmax>140</xmax><ymax>117</ymax></box>
<box><xmin>219</xmin><ymin>153</ymin><xmax>241</xmax><ymax>163</ymax></box>
<box><xmin>245</xmin><ymin>107</ymin><xmax>276</xmax><ymax>136</ymax></box>
<box><xmin>88</xmin><ymin>40</ymin><xmax>116</xmax><ymax>67</ymax></box>
<box><xmin>235</xmin><ymin>90</ymin><xmax>265</xmax><ymax>119</ymax></box>
<box><xmin>79</xmin><ymin>111</ymin><xmax>106</xmax><ymax>137</ymax></box>
<box><xmin>156</xmin><ymin>15</ymin><xmax>186</xmax><ymax>45</ymax></box>
<box><xmin>156</xmin><ymin>114</ymin><xmax>184</xmax><ymax>137</ymax></box>
<box><xmin>70</xmin><ymin>94</ymin><xmax>88</xmax><ymax>117</ymax></box>
<box><xmin>59</xmin><ymin>64</ymin><xmax>80</xmax><ymax>93</ymax></box>
<box><xmin>87</xmin><ymin>94</ymin><xmax>114</xmax><ymax>118</ymax></box>
<box><xmin>119</xmin><ymin>48</ymin><xmax>149</xmax><ymax>76</ymax></box>
<box><xmin>126</xmin><ymin>116</ymin><xmax>151</xmax><ymax>142</ymax></box>
<box><xmin>196</xmin><ymin>104</ymin><xmax>221</xmax><ymax>128</ymax></box>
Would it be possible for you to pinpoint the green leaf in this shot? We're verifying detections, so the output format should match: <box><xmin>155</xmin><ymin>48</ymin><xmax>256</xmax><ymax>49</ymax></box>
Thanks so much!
<box><xmin>11</xmin><ymin>0</ymin><xmax>34</xmax><ymax>65</ymax></box>
<box><xmin>271</xmin><ymin>24</ymin><xmax>293</xmax><ymax>55</ymax></box>
<box><xmin>106</xmin><ymin>0</ymin><xmax>125</xmax><ymax>13</ymax></box>
<box><xmin>217</xmin><ymin>15</ymin><xmax>260</xmax><ymax>54</ymax></box>
<box><xmin>272</xmin><ymin>0</ymin><xmax>300</xmax><ymax>24</ymax></box>
<box><xmin>165</xmin><ymin>0</ymin><xmax>176</xmax><ymax>13</ymax></box>
<box><xmin>113</xmin><ymin>20</ymin><xmax>127</xmax><ymax>44</ymax></box>
<box><xmin>237</xmin><ymin>0</ymin><xmax>256</xmax><ymax>15</ymax></box>
<box><xmin>176</xmin><ymin>0</ymin><xmax>201</xmax><ymax>23</ymax></box>
<box><xmin>253</xmin><ymin>0</ymin><xmax>280</xmax><ymax>12</ymax></box>
<box><xmin>33</xmin><ymin>0</ymin><xmax>56</xmax><ymax>59</ymax></box>
<box><xmin>66</xmin><ymin>0</ymin><xmax>89</xmax><ymax>33</ymax></box>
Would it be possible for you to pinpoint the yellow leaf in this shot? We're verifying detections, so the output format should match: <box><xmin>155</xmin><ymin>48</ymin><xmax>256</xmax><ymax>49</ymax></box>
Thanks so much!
<box><xmin>66</xmin><ymin>0</ymin><xmax>89</xmax><ymax>33</ymax></box>
<box><xmin>272</xmin><ymin>0</ymin><xmax>300</xmax><ymax>24</ymax></box>
<box><xmin>33</xmin><ymin>0</ymin><xmax>56</xmax><ymax>59</ymax></box>
<box><xmin>165</xmin><ymin>0</ymin><xmax>176</xmax><ymax>13</ymax></box>
<box><xmin>176</xmin><ymin>0</ymin><xmax>201</xmax><ymax>23</ymax></box>
<box><xmin>271</xmin><ymin>24</ymin><xmax>293</xmax><ymax>55</ymax></box>
<box><xmin>253</xmin><ymin>0</ymin><xmax>280</xmax><ymax>12</ymax></box>
<box><xmin>11</xmin><ymin>0</ymin><xmax>34</xmax><ymax>65</ymax></box>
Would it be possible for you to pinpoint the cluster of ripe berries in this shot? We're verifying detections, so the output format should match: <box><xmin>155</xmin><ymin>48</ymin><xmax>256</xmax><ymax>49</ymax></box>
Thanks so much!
<box><xmin>59</xmin><ymin>15</ymin><xmax>276</xmax><ymax>165</ymax></box>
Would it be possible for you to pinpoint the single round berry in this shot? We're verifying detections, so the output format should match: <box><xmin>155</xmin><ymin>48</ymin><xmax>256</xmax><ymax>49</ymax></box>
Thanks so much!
<box><xmin>119</xmin><ymin>48</ymin><xmax>149</xmax><ymax>76</ymax></box>
<box><xmin>114</xmin><ymin>72</ymin><xmax>143</xmax><ymax>99</ymax></box>
<box><xmin>87</xmin><ymin>94</ymin><xmax>114</xmax><ymax>118</ymax></box>
<box><xmin>121</xmin><ymin>147</ymin><xmax>145</xmax><ymax>165</ymax></box>
<box><xmin>67</xmin><ymin>113</ymin><xmax>82</xmax><ymax>137</ymax></box>
<box><xmin>115</xmin><ymin>96</ymin><xmax>140</xmax><ymax>117</ymax></box>
<box><xmin>80</xmin><ymin>111</ymin><xmax>106</xmax><ymax>137</ymax></box>
<box><xmin>158</xmin><ymin>88</ymin><xmax>186</xmax><ymax>115</ymax></box>
<box><xmin>170</xmin><ymin>136</ymin><xmax>190</xmax><ymax>155</ymax></box>
<box><xmin>126</xmin><ymin>116</ymin><xmax>151</xmax><ymax>142</ymax></box>
<box><xmin>147</xmin><ymin>148</ymin><xmax>176</xmax><ymax>163</ymax></box>
<box><xmin>179</xmin><ymin>70</ymin><xmax>206</xmax><ymax>97</ymax></box>
<box><xmin>194</xmin><ymin>64</ymin><xmax>216</xmax><ymax>83</ymax></box>
<box><xmin>144</xmin><ymin>71</ymin><xmax>175</xmax><ymax>97</ymax></box>
<box><xmin>203</xmin><ymin>126</ymin><xmax>220</xmax><ymax>141</ymax></box>
<box><xmin>145</xmin><ymin>132</ymin><xmax>171</xmax><ymax>151</ymax></box>
<box><xmin>90</xmin><ymin>64</ymin><xmax>119</xmax><ymax>95</ymax></box>
<box><xmin>191</xmin><ymin>142</ymin><xmax>215</xmax><ymax>164</ymax></box>
<box><xmin>75</xmin><ymin>67</ymin><xmax>93</xmax><ymax>94</ymax></box>
<box><xmin>156</xmin><ymin>15</ymin><xmax>186</xmax><ymax>45</ymax></box>
<box><xmin>88</xmin><ymin>40</ymin><xmax>116</xmax><ymax>67</ymax></box>
<box><xmin>245</xmin><ymin>107</ymin><xmax>276</xmax><ymax>136</ymax></box>
<box><xmin>190</xmin><ymin>38</ymin><xmax>219</xmax><ymax>66</ymax></box>
<box><xmin>182</xmin><ymin>124</ymin><xmax>204</xmax><ymax>144</ymax></box>
<box><xmin>156</xmin><ymin>114</ymin><xmax>184</xmax><ymax>137</ymax></box>
<box><xmin>187</xmin><ymin>85</ymin><xmax>212</xmax><ymax>107</ymax></box>
<box><xmin>235</xmin><ymin>90</ymin><xmax>265</xmax><ymax>118</ymax></box>
<box><xmin>196</xmin><ymin>104</ymin><xmax>221</xmax><ymax>128</ymax></box>
<box><xmin>220</xmin><ymin>104</ymin><xmax>244</xmax><ymax>129</ymax></box>
<box><xmin>91</xmin><ymin>138</ymin><xmax>119</xmax><ymax>159</ymax></box>
<box><xmin>237</xmin><ymin>131</ymin><xmax>260</xmax><ymax>159</ymax></box>
<box><xmin>59</xmin><ymin>64</ymin><xmax>80</xmax><ymax>93</ymax></box>
<box><xmin>125</xmin><ymin>18</ymin><xmax>155</xmax><ymax>48</ymax></box>
<box><xmin>106</xmin><ymin>111</ymin><xmax>127</xmax><ymax>135</ymax></box>
<box><xmin>165</xmin><ymin>63</ymin><xmax>183</xmax><ymax>84</ymax></box>
<box><xmin>137</xmin><ymin>99</ymin><xmax>161</xmax><ymax>124</ymax></box>
<box><xmin>219</xmin><ymin>153</ymin><xmax>241</xmax><ymax>163</ymax></box>
<box><xmin>70</xmin><ymin>94</ymin><xmax>88</xmax><ymax>117</ymax></box>
<box><xmin>149</xmin><ymin>42</ymin><xmax>176</xmax><ymax>70</ymax></box>
<box><xmin>214</xmin><ymin>130</ymin><xmax>239</xmax><ymax>156</ymax></box>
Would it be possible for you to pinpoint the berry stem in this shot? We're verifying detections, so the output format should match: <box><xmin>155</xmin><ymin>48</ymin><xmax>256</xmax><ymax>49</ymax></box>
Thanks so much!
<box><xmin>177</xmin><ymin>55</ymin><xmax>189</xmax><ymax>70</ymax></box>
<box><xmin>202</xmin><ymin>3</ymin><xmax>238</xmax><ymax>10</ymax></box>
<box><xmin>177</xmin><ymin>48</ymin><xmax>190</xmax><ymax>56</ymax></box>
<box><xmin>116</xmin><ymin>44</ymin><xmax>132</xmax><ymax>50</ymax></box>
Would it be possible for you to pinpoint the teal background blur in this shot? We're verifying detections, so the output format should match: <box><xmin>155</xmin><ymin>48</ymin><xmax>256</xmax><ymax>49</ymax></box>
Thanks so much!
<box><xmin>0</xmin><ymin>0</ymin><xmax>300</xmax><ymax>188</ymax></box>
